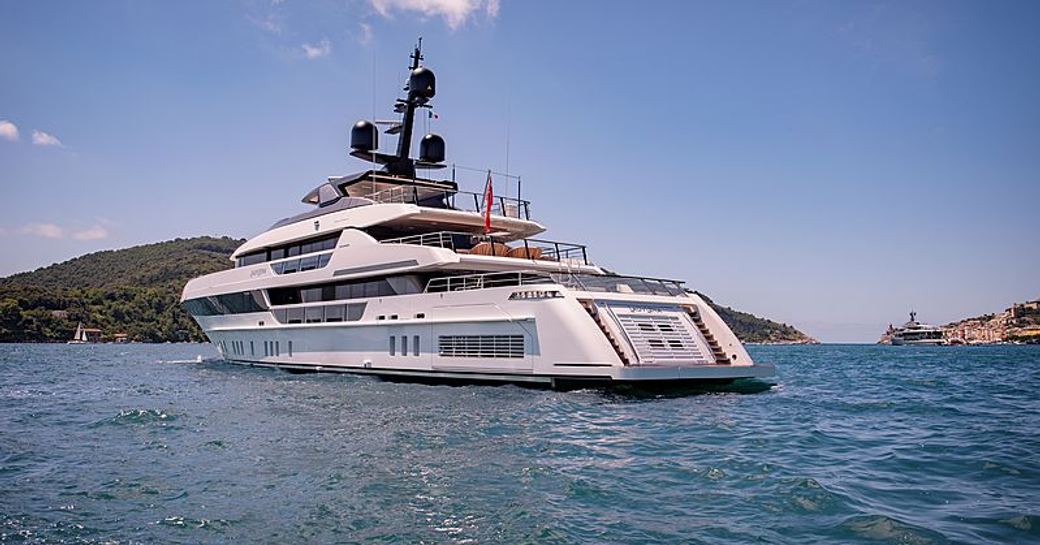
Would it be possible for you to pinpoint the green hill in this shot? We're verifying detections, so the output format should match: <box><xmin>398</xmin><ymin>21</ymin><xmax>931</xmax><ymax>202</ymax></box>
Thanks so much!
<box><xmin>0</xmin><ymin>236</ymin><xmax>815</xmax><ymax>344</ymax></box>
<box><xmin>0</xmin><ymin>237</ymin><xmax>241</xmax><ymax>342</ymax></box>
<box><xmin>695</xmin><ymin>292</ymin><xmax>816</xmax><ymax>344</ymax></box>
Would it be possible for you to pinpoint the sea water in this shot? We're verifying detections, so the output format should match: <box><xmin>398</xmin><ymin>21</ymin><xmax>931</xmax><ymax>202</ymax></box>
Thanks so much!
<box><xmin>1</xmin><ymin>343</ymin><xmax>1037</xmax><ymax>544</ymax></box>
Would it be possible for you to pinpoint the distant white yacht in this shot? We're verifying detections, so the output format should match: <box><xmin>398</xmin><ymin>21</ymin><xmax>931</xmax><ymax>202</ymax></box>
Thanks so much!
<box><xmin>890</xmin><ymin>311</ymin><xmax>946</xmax><ymax>346</ymax></box>
<box><xmin>180</xmin><ymin>42</ymin><xmax>774</xmax><ymax>387</ymax></box>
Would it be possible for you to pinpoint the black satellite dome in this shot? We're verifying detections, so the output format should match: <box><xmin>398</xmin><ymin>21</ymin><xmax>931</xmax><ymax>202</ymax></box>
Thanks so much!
<box><xmin>409</xmin><ymin>67</ymin><xmax>436</xmax><ymax>99</ymax></box>
<box><xmin>419</xmin><ymin>133</ymin><xmax>445</xmax><ymax>163</ymax></box>
<box><xmin>350</xmin><ymin>120</ymin><xmax>378</xmax><ymax>152</ymax></box>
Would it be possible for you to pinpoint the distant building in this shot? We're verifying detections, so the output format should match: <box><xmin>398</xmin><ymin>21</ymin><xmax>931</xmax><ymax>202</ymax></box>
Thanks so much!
<box><xmin>50</xmin><ymin>310</ymin><xmax>69</xmax><ymax>319</ymax></box>
<box><xmin>81</xmin><ymin>328</ymin><xmax>102</xmax><ymax>343</ymax></box>
<box><xmin>1011</xmin><ymin>300</ymin><xmax>1040</xmax><ymax>319</ymax></box>
<box><xmin>113</xmin><ymin>333</ymin><xmax>130</xmax><ymax>343</ymax></box>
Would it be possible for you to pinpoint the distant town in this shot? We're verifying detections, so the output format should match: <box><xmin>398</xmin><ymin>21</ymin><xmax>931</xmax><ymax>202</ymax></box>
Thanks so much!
<box><xmin>879</xmin><ymin>299</ymin><xmax>1040</xmax><ymax>345</ymax></box>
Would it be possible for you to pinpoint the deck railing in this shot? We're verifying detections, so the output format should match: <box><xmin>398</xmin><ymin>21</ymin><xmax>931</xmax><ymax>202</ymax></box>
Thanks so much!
<box><xmin>550</xmin><ymin>273</ymin><xmax>686</xmax><ymax>296</ymax></box>
<box><xmin>361</xmin><ymin>186</ymin><xmax>532</xmax><ymax>220</ymax></box>
<box><xmin>425</xmin><ymin>271</ymin><xmax>556</xmax><ymax>293</ymax></box>
<box><xmin>422</xmin><ymin>270</ymin><xmax>686</xmax><ymax>296</ymax></box>
<box><xmin>381</xmin><ymin>231</ymin><xmax>590</xmax><ymax>265</ymax></box>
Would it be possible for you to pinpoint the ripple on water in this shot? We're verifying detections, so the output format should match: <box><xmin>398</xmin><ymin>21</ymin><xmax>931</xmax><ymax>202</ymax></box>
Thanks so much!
<box><xmin>1</xmin><ymin>344</ymin><xmax>1039</xmax><ymax>545</ymax></box>
<box><xmin>89</xmin><ymin>408</ymin><xmax>180</xmax><ymax>428</ymax></box>
<box><xmin>837</xmin><ymin>514</ymin><xmax>950</xmax><ymax>544</ymax></box>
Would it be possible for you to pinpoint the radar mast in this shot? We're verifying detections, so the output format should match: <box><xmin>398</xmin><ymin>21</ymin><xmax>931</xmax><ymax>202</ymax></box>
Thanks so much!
<box><xmin>349</xmin><ymin>38</ymin><xmax>445</xmax><ymax>178</ymax></box>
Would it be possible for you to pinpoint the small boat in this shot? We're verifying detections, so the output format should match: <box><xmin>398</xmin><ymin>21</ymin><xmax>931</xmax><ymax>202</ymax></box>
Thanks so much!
<box><xmin>67</xmin><ymin>323</ymin><xmax>87</xmax><ymax>344</ymax></box>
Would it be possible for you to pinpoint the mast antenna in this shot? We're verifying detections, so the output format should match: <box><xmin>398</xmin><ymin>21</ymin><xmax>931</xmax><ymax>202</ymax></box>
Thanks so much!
<box><xmin>349</xmin><ymin>37</ymin><xmax>445</xmax><ymax>177</ymax></box>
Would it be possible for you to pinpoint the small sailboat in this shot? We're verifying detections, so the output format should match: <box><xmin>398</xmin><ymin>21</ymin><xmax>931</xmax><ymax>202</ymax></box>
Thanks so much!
<box><xmin>68</xmin><ymin>323</ymin><xmax>88</xmax><ymax>344</ymax></box>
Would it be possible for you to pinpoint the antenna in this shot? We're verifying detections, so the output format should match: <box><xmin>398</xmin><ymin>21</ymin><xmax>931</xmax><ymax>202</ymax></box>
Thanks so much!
<box><xmin>349</xmin><ymin>38</ymin><xmax>445</xmax><ymax>177</ymax></box>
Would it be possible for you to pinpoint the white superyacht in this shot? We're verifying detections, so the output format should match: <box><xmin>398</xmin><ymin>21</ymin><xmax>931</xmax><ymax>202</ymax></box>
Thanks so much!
<box><xmin>181</xmin><ymin>43</ymin><xmax>774</xmax><ymax>387</ymax></box>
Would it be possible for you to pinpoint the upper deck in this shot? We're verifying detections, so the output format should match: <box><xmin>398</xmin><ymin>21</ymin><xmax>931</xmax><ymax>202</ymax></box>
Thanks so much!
<box><xmin>233</xmin><ymin>170</ymin><xmax>545</xmax><ymax>261</ymax></box>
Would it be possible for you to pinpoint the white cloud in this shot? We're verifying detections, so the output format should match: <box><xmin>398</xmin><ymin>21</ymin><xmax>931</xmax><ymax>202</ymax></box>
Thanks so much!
<box><xmin>358</xmin><ymin>22</ymin><xmax>374</xmax><ymax>46</ymax></box>
<box><xmin>20</xmin><ymin>223</ymin><xmax>65</xmax><ymax>239</ymax></box>
<box><xmin>368</xmin><ymin>0</ymin><xmax>500</xmax><ymax>29</ymax></box>
<box><xmin>72</xmin><ymin>225</ymin><xmax>110</xmax><ymax>241</ymax></box>
<box><xmin>0</xmin><ymin>120</ymin><xmax>18</xmax><ymax>142</ymax></box>
<box><xmin>31</xmin><ymin>129</ymin><xmax>63</xmax><ymax>147</ymax></box>
<box><xmin>301</xmin><ymin>38</ymin><xmax>331</xmax><ymax>59</ymax></box>
<box><xmin>250</xmin><ymin>13</ymin><xmax>282</xmax><ymax>34</ymax></box>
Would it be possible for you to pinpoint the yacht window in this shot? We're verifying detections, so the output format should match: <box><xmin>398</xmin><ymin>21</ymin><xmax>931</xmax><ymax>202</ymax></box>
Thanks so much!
<box><xmin>413</xmin><ymin>335</ymin><xmax>420</xmax><ymax>356</ymax></box>
<box><xmin>347</xmin><ymin>303</ymin><xmax>366</xmax><ymax>321</ymax></box>
<box><xmin>282</xmin><ymin>259</ymin><xmax>300</xmax><ymax>274</ymax></box>
<box><xmin>300</xmin><ymin>256</ymin><xmax>319</xmax><ymax>271</ymax></box>
<box><xmin>335</xmin><ymin>284</ymin><xmax>353</xmax><ymax>300</ymax></box>
<box><xmin>325</xmin><ymin>305</ymin><xmax>345</xmax><ymax>322</ymax></box>
<box><xmin>389</xmin><ymin>336</ymin><xmax>396</xmax><ymax>355</ymax></box>
<box><xmin>305</xmin><ymin>306</ymin><xmax>324</xmax><ymax>323</ymax></box>
<box><xmin>270</xmin><ymin>248</ymin><xmax>287</xmax><ymax>260</ymax></box>
<box><xmin>271</xmin><ymin>262</ymin><xmax>286</xmax><ymax>274</ymax></box>
<box><xmin>288</xmin><ymin>341</ymin><xmax>292</xmax><ymax>357</ymax></box>
<box><xmin>238</xmin><ymin>252</ymin><xmax>267</xmax><ymax>267</ymax></box>
<box><xmin>286</xmin><ymin>307</ymin><xmax>304</xmax><ymax>324</ymax></box>
<box><xmin>288</xmin><ymin>245</ymin><xmax>301</xmax><ymax>257</ymax></box>
<box><xmin>401</xmin><ymin>335</ymin><xmax>408</xmax><ymax>355</ymax></box>
<box><xmin>301</xmin><ymin>287</ymin><xmax>323</xmax><ymax>302</ymax></box>
<box><xmin>318</xmin><ymin>254</ymin><xmax>332</xmax><ymax>267</ymax></box>
<box><xmin>275</xmin><ymin>341</ymin><xmax>280</xmax><ymax>356</ymax></box>
<box><xmin>183</xmin><ymin>292</ymin><xmax>263</xmax><ymax>316</ymax></box>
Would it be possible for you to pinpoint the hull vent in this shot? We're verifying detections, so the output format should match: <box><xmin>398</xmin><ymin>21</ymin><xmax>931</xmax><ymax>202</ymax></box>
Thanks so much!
<box><xmin>438</xmin><ymin>335</ymin><xmax>525</xmax><ymax>359</ymax></box>
<box><xmin>615</xmin><ymin>314</ymin><xmax>710</xmax><ymax>363</ymax></box>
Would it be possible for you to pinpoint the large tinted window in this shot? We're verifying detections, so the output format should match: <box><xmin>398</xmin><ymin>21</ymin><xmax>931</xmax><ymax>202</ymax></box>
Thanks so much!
<box><xmin>235</xmin><ymin>232</ymin><xmax>340</xmax><ymax>268</ymax></box>
<box><xmin>237</xmin><ymin>252</ymin><xmax>267</xmax><ymax>267</ymax></box>
<box><xmin>183</xmin><ymin>291</ymin><xmax>265</xmax><ymax>316</ymax></box>
<box><xmin>268</xmin><ymin>278</ymin><xmax>397</xmax><ymax>305</ymax></box>
<box><xmin>272</xmin><ymin>303</ymin><xmax>366</xmax><ymax>324</ymax></box>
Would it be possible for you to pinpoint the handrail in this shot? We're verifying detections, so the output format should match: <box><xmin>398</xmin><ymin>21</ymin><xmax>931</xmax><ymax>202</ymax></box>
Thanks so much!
<box><xmin>358</xmin><ymin>185</ymin><xmax>532</xmax><ymax>220</ymax></box>
<box><xmin>422</xmin><ymin>270</ymin><xmax>686</xmax><ymax>296</ymax></box>
<box><xmin>424</xmin><ymin>271</ymin><xmax>555</xmax><ymax>293</ymax></box>
<box><xmin>381</xmin><ymin>230</ymin><xmax>591</xmax><ymax>265</ymax></box>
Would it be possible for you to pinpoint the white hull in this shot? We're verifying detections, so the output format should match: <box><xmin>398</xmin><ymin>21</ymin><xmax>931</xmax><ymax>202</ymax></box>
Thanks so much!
<box><xmin>197</xmin><ymin>286</ymin><xmax>773</xmax><ymax>386</ymax></box>
<box><xmin>890</xmin><ymin>338</ymin><xmax>946</xmax><ymax>346</ymax></box>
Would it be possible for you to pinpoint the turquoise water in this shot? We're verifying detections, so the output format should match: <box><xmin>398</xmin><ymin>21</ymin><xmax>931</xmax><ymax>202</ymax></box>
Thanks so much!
<box><xmin>1</xmin><ymin>344</ymin><xmax>1037</xmax><ymax>544</ymax></box>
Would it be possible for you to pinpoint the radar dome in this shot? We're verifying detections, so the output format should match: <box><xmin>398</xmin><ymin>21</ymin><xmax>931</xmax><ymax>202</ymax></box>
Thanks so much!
<box><xmin>409</xmin><ymin>67</ymin><xmax>436</xmax><ymax>99</ymax></box>
<box><xmin>350</xmin><ymin>120</ymin><xmax>378</xmax><ymax>152</ymax></box>
<box><xmin>419</xmin><ymin>133</ymin><xmax>445</xmax><ymax>163</ymax></box>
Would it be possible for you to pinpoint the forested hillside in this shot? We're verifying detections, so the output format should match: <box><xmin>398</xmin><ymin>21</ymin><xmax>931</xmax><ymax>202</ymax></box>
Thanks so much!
<box><xmin>0</xmin><ymin>237</ymin><xmax>241</xmax><ymax>342</ymax></box>
<box><xmin>695</xmin><ymin>292</ymin><xmax>816</xmax><ymax>344</ymax></box>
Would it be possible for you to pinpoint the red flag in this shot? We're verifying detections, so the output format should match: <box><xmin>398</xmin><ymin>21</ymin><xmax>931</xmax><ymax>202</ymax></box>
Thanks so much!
<box><xmin>483</xmin><ymin>171</ymin><xmax>493</xmax><ymax>235</ymax></box>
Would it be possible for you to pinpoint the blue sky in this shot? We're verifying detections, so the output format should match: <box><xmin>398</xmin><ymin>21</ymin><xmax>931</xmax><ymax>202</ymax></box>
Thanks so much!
<box><xmin>2</xmin><ymin>1</ymin><xmax>1038</xmax><ymax>342</ymax></box>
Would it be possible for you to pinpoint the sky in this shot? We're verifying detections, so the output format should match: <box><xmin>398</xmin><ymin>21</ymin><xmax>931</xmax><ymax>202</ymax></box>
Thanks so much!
<box><xmin>1</xmin><ymin>0</ymin><xmax>1038</xmax><ymax>342</ymax></box>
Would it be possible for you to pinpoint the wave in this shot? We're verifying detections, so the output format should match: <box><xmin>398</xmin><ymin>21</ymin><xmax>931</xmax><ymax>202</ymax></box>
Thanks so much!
<box><xmin>89</xmin><ymin>408</ymin><xmax>179</xmax><ymax>428</ymax></box>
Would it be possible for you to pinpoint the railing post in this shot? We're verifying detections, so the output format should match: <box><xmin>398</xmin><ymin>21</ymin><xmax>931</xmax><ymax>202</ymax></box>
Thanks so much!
<box><xmin>582</xmin><ymin>246</ymin><xmax>588</xmax><ymax>265</ymax></box>
<box><xmin>473</xmin><ymin>193</ymin><xmax>480</xmax><ymax>212</ymax></box>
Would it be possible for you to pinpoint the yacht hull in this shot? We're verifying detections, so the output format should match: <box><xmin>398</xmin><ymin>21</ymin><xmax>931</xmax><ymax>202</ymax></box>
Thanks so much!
<box><xmin>217</xmin><ymin>357</ymin><xmax>776</xmax><ymax>388</ymax></box>
<box><xmin>193</xmin><ymin>287</ymin><xmax>774</xmax><ymax>388</ymax></box>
